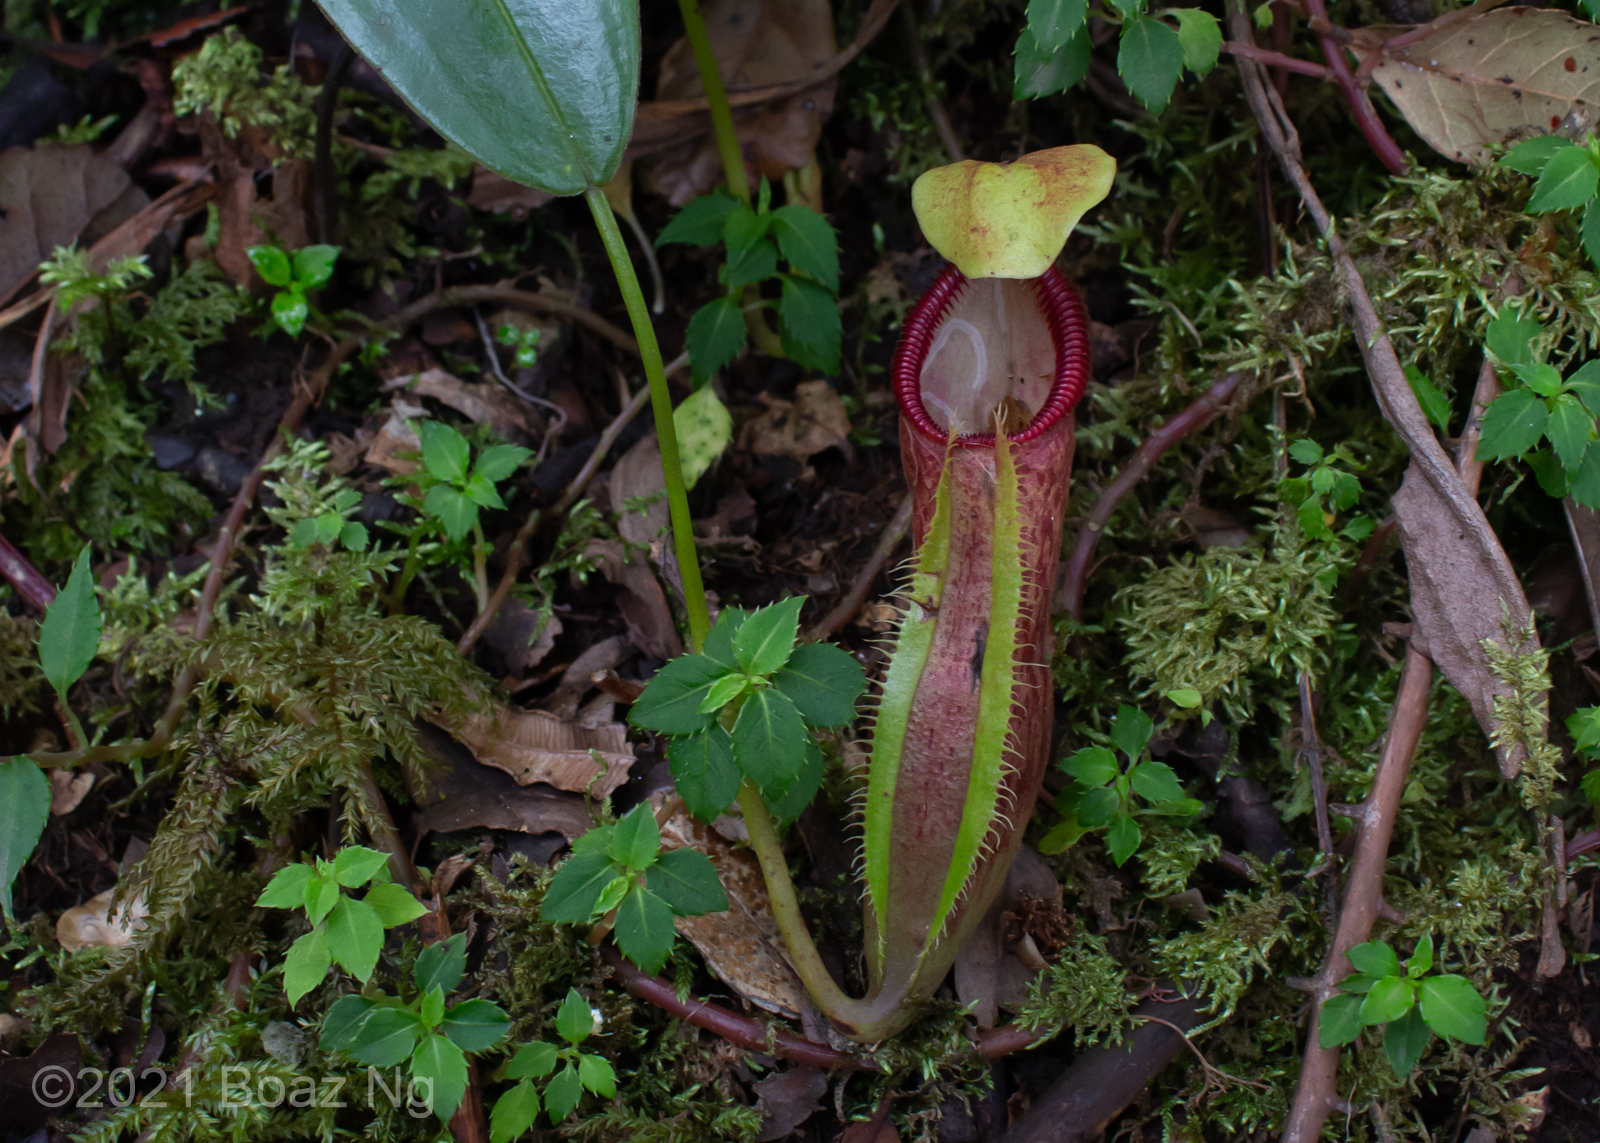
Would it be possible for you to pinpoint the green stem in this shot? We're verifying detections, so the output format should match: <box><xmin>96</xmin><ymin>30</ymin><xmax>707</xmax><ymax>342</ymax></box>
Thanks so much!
<box><xmin>387</xmin><ymin>529</ymin><xmax>425</xmax><ymax>616</ymax></box>
<box><xmin>470</xmin><ymin>520</ymin><xmax>490</xmax><ymax>614</ymax></box>
<box><xmin>737</xmin><ymin>780</ymin><xmax>857</xmax><ymax>1021</ymax></box>
<box><xmin>676</xmin><ymin>0</ymin><xmax>748</xmax><ymax>205</ymax></box>
<box><xmin>585</xmin><ymin>185</ymin><xmax>711</xmax><ymax>651</ymax></box>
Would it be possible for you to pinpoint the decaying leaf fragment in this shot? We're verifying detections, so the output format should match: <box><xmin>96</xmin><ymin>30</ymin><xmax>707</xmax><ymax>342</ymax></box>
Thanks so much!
<box><xmin>56</xmin><ymin>887</ymin><xmax>148</xmax><ymax>952</ymax></box>
<box><xmin>0</xmin><ymin>144</ymin><xmax>133</xmax><ymax>306</ymax></box>
<box><xmin>433</xmin><ymin>702</ymin><xmax>634</xmax><ymax>798</ymax></box>
<box><xmin>1352</xmin><ymin>7</ymin><xmax>1600</xmax><ymax>164</ymax></box>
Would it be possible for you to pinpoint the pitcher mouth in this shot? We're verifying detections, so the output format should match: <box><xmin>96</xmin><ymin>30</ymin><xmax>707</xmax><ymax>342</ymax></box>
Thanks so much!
<box><xmin>891</xmin><ymin>264</ymin><xmax>1090</xmax><ymax>448</ymax></box>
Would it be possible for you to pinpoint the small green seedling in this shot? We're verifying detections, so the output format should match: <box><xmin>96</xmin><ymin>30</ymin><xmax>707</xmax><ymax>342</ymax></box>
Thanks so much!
<box><xmin>1040</xmin><ymin>704</ymin><xmax>1202</xmax><ymax>864</ymax></box>
<box><xmin>541</xmin><ymin>803</ymin><xmax>727</xmax><ymax>974</ymax></box>
<box><xmin>1281</xmin><ymin>438</ymin><xmax>1374</xmax><ymax>545</ymax></box>
<box><xmin>627</xmin><ymin>598</ymin><xmax>865</xmax><ymax>823</ymax></box>
<box><xmin>489</xmin><ymin>987</ymin><xmax>617</xmax><ymax>1141</ymax></box>
<box><xmin>1163</xmin><ymin>687</ymin><xmax>1211</xmax><ymax>727</ymax></box>
<box><xmin>322</xmin><ymin>932</ymin><xmax>510</xmax><ymax>1121</ymax></box>
<box><xmin>247</xmin><ymin>243</ymin><xmax>339</xmax><ymax>337</ymax></box>
<box><xmin>1565</xmin><ymin>705</ymin><xmax>1600</xmax><ymax>807</ymax></box>
<box><xmin>1500</xmin><ymin>133</ymin><xmax>1600</xmax><ymax>270</ymax></box>
<box><xmin>0</xmin><ymin>548</ymin><xmax>103</xmax><ymax>916</ymax></box>
<box><xmin>656</xmin><ymin>180</ymin><xmax>842</xmax><ymax>379</ymax></box>
<box><xmin>256</xmin><ymin>845</ymin><xmax>428</xmax><ymax>1004</ymax></box>
<box><xmin>1473</xmin><ymin>304</ymin><xmax>1600</xmax><ymax>506</ymax></box>
<box><xmin>497</xmin><ymin>323</ymin><xmax>542</xmax><ymax>369</ymax></box>
<box><xmin>1318</xmin><ymin>935</ymin><xmax>1488</xmax><ymax>1076</ymax></box>
<box><xmin>415</xmin><ymin>421</ymin><xmax>533</xmax><ymax>543</ymax></box>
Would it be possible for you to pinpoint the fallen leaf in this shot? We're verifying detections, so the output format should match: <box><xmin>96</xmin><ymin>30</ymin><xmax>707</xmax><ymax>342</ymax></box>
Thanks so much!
<box><xmin>48</xmin><ymin>769</ymin><xmax>93</xmax><ymax>815</ymax></box>
<box><xmin>481</xmin><ymin>599</ymin><xmax>561</xmax><ymax>676</ymax></box>
<box><xmin>56</xmin><ymin>887</ymin><xmax>148</xmax><ymax>952</ymax></box>
<box><xmin>658</xmin><ymin>801</ymin><xmax>807</xmax><ymax>1018</ymax></box>
<box><xmin>0</xmin><ymin>1033</ymin><xmax>80</xmax><ymax>1133</ymax></box>
<box><xmin>752</xmin><ymin>1066</ymin><xmax>829</xmax><ymax>1141</ymax></box>
<box><xmin>385</xmin><ymin>367</ymin><xmax>536</xmax><ymax>442</ymax></box>
<box><xmin>538</xmin><ymin>634</ymin><xmax>636</xmax><ymax>721</ymax></box>
<box><xmin>838</xmin><ymin>1118</ymin><xmax>901</xmax><ymax>1143</ymax></box>
<box><xmin>1393</xmin><ymin>460</ymin><xmax>1540</xmax><ymax>777</ymax></box>
<box><xmin>467</xmin><ymin>167</ymin><xmax>556</xmax><ymax>218</ymax></box>
<box><xmin>643</xmin><ymin>0</ymin><xmax>838</xmax><ymax>204</ymax></box>
<box><xmin>585</xmin><ymin>538</ymin><xmax>684</xmax><ymax>661</ymax></box>
<box><xmin>412</xmin><ymin>722</ymin><xmax>596</xmax><ymax>841</ymax></box>
<box><xmin>197</xmin><ymin>113</ymin><xmax>310</xmax><ymax>289</ymax></box>
<box><xmin>0</xmin><ymin>143</ymin><xmax>132</xmax><ymax>307</ymax></box>
<box><xmin>741</xmin><ymin>379</ymin><xmax>852</xmax><ymax>462</ymax></box>
<box><xmin>436</xmin><ymin>702</ymin><xmax>634</xmax><ymax>798</ymax></box>
<box><xmin>364</xmin><ymin>401</ymin><xmax>425</xmax><ymax>474</ymax></box>
<box><xmin>1353</xmin><ymin>7</ymin><xmax>1600</xmax><ymax>164</ymax></box>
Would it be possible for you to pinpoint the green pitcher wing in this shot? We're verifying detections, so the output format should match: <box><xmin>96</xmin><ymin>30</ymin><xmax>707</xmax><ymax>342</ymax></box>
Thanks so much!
<box><xmin>317</xmin><ymin>0</ymin><xmax>638</xmax><ymax>195</ymax></box>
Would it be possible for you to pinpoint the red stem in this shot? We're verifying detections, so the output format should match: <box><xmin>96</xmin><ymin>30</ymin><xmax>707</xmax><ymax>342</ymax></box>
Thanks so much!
<box><xmin>1058</xmin><ymin>371</ymin><xmax>1244</xmax><ymax>621</ymax></box>
<box><xmin>1299</xmin><ymin>0</ymin><xmax>1408</xmax><ymax>174</ymax></box>
<box><xmin>0</xmin><ymin>530</ymin><xmax>56</xmax><ymax>612</ymax></box>
<box><xmin>1222</xmin><ymin>42</ymin><xmax>1335</xmax><ymax>80</ymax></box>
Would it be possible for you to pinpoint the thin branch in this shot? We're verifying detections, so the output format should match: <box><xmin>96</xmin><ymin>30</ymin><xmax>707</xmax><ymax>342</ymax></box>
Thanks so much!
<box><xmin>1297</xmin><ymin>0</ymin><xmax>1408</xmax><ymax>173</ymax></box>
<box><xmin>0</xmin><ymin>530</ymin><xmax>56</xmax><ymax>611</ymax></box>
<box><xmin>1058</xmin><ymin>371</ymin><xmax>1245</xmax><ymax>620</ymax></box>
<box><xmin>1298</xmin><ymin>671</ymin><xmax>1338</xmax><ymax>922</ymax></box>
<box><xmin>1222</xmin><ymin>42</ymin><xmax>1336</xmax><ymax>80</ymax></box>
<box><xmin>902</xmin><ymin>1</ymin><xmax>964</xmax><ymax>162</ymax></box>
<box><xmin>804</xmin><ymin>494</ymin><xmax>914</xmax><ymax>642</ymax></box>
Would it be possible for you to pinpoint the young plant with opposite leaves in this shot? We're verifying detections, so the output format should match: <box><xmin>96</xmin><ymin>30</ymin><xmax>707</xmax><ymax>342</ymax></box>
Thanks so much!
<box><xmin>496</xmin><ymin>322</ymin><xmax>542</xmax><ymax>368</ymax></box>
<box><xmin>256</xmin><ymin>844</ymin><xmax>428</xmax><ymax>1004</ymax></box>
<box><xmin>1318</xmin><ymin>935</ymin><xmax>1488</xmax><ymax>1075</ymax></box>
<box><xmin>1472</xmin><ymin>304</ymin><xmax>1600</xmax><ymax>505</ymax></box>
<box><xmin>0</xmin><ymin>548</ymin><xmax>103</xmax><ymax>916</ymax></box>
<box><xmin>1280</xmin><ymin>438</ymin><xmax>1375</xmax><ymax>545</ymax></box>
<box><xmin>1013</xmin><ymin>0</ymin><xmax>1221</xmax><ymax>113</ymax></box>
<box><xmin>321</xmin><ymin>932</ymin><xmax>511</xmax><ymax>1121</ymax></box>
<box><xmin>540</xmin><ymin>802</ymin><xmax>728</xmax><ymax>974</ymax></box>
<box><xmin>626</xmin><ymin>597</ymin><xmax>866</xmax><ymax>824</ymax></box>
<box><xmin>1039</xmin><ymin>704</ymin><xmax>1203</xmax><ymax>863</ymax></box>
<box><xmin>246</xmin><ymin>243</ymin><xmax>339</xmax><ymax>337</ymax></box>
<box><xmin>1500</xmin><ymin>133</ymin><xmax>1600</xmax><ymax>271</ymax></box>
<box><xmin>655</xmin><ymin>179</ymin><xmax>843</xmax><ymax>381</ymax></box>
<box><xmin>489</xmin><ymin>987</ymin><xmax>617</xmax><ymax>1142</ymax></box>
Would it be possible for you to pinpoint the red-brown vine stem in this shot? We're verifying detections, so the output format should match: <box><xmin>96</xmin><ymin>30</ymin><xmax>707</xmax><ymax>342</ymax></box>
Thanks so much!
<box><xmin>1297</xmin><ymin>0</ymin><xmax>1408</xmax><ymax>173</ymax></box>
<box><xmin>0</xmin><ymin>529</ymin><xmax>56</xmax><ymax>611</ymax></box>
<box><xmin>1057</xmin><ymin>370</ymin><xmax>1245</xmax><ymax>621</ymax></box>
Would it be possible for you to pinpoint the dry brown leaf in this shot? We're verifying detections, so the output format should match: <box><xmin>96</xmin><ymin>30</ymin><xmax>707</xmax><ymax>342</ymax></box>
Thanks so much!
<box><xmin>0</xmin><ymin>144</ymin><xmax>131</xmax><ymax>307</ymax></box>
<box><xmin>741</xmin><ymin>379</ymin><xmax>852</xmax><ymax>462</ymax></box>
<box><xmin>1393</xmin><ymin>461</ymin><xmax>1538</xmax><ymax>777</ymax></box>
<box><xmin>659</xmin><ymin>802</ymin><xmax>807</xmax><ymax>1018</ymax></box>
<box><xmin>539</xmin><ymin>634</ymin><xmax>635</xmax><ymax>720</ymax></box>
<box><xmin>48</xmin><ymin>769</ymin><xmax>93</xmax><ymax>815</ymax></box>
<box><xmin>467</xmin><ymin>167</ymin><xmax>556</xmax><ymax>218</ymax></box>
<box><xmin>644</xmin><ymin>0</ymin><xmax>838</xmax><ymax>204</ymax></box>
<box><xmin>752</xmin><ymin>1067</ymin><xmax>829</xmax><ymax>1141</ymax></box>
<box><xmin>438</xmin><ymin>702</ymin><xmax>634</xmax><ymax>798</ymax></box>
<box><xmin>197</xmin><ymin>115</ymin><xmax>310</xmax><ymax>288</ymax></box>
<box><xmin>385</xmin><ymin>367</ymin><xmax>535</xmax><ymax>442</ymax></box>
<box><xmin>481</xmin><ymin>599</ymin><xmax>561</xmax><ymax>676</ymax></box>
<box><xmin>56</xmin><ymin>887</ymin><xmax>148</xmax><ymax>952</ymax></box>
<box><xmin>412</xmin><ymin>722</ymin><xmax>596</xmax><ymax>841</ymax></box>
<box><xmin>364</xmin><ymin>403</ymin><xmax>424</xmax><ymax>474</ymax></box>
<box><xmin>585</xmin><ymin>538</ymin><xmax>683</xmax><ymax>661</ymax></box>
<box><xmin>1353</xmin><ymin>7</ymin><xmax>1600</xmax><ymax>163</ymax></box>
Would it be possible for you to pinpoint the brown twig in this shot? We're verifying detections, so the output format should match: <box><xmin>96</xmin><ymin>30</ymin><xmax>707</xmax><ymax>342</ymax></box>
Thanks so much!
<box><xmin>1222</xmin><ymin>42</ymin><xmax>1336</xmax><ymax>79</ymax></box>
<box><xmin>0</xmin><ymin>529</ymin><xmax>56</xmax><ymax>611</ymax></box>
<box><xmin>804</xmin><ymin>494</ymin><xmax>914</xmax><ymax>643</ymax></box>
<box><xmin>902</xmin><ymin>1</ymin><xmax>964</xmax><ymax>162</ymax></box>
<box><xmin>1279</xmin><ymin>644</ymin><xmax>1432</xmax><ymax>1143</ymax></box>
<box><xmin>1455</xmin><ymin>357</ymin><xmax>1500</xmax><ymax>497</ymax></box>
<box><xmin>1298</xmin><ymin>671</ymin><xmax>1337</xmax><ymax>921</ymax></box>
<box><xmin>1058</xmin><ymin>371</ymin><xmax>1245</xmax><ymax>620</ymax></box>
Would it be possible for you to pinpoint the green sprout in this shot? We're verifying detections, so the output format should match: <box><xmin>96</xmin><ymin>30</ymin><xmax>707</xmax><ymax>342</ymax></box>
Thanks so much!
<box><xmin>246</xmin><ymin>243</ymin><xmax>339</xmax><ymax>336</ymax></box>
<box><xmin>489</xmin><ymin>987</ymin><xmax>617</xmax><ymax>1140</ymax></box>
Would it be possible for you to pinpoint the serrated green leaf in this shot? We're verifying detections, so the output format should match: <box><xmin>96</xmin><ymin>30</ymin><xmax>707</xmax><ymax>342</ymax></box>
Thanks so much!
<box><xmin>673</xmin><ymin>384</ymin><xmax>733</xmax><ymax>486</ymax></box>
<box><xmin>1288</xmin><ymin>437</ymin><xmax>1323</xmax><ymax>465</ymax></box>
<box><xmin>1171</xmin><ymin>8</ymin><xmax>1221</xmax><ymax>74</ymax></box>
<box><xmin>648</xmin><ymin>847</ymin><xmax>727</xmax><ymax>915</ymax></box>
<box><xmin>1403</xmin><ymin>364</ymin><xmax>1453</xmax><ymax>433</ymax></box>
<box><xmin>1585</xmin><ymin>198</ymin><xmax>1600</xmax><ymax>271</ymax></box>
<box><xmin>731</xmin><ymin>687</ymin><xmax>809</xmax><ymax>795</ymax></box>
<box><xmin>306</xmin><ymin>874</ymin><xmax>341</xmax><ymax>926</ymax></box>
<box><xmin>292</xmin><ymin>244</ymin><xmax>340</xmax><ymax>289</ymax></box>
<box><xmin>1318</xmin><ymin>992</ymin><xmax>1364</xmax><ymax>1048</ymax></box>
<box><xmin>686</xmin><ymin>297</ymin><xmax>747</xmax><ymax>386</ymax></box>
<box><xmin>1166</xmin><ymin>687</ymin><xmax>1202</xmax><ymax>709</ymax></box>
<box><xmin>723</xmin><ymin>202</ymin><xmax>771</xmax><ymax>259</ymax></box>
<box><xmin>490</xmin><ymin>1079</ymin><xmax>541</xmax><ymax>1143</ymax></box>
<box><xmin>1548</xmin><ymin>394</ymin><xmax>1594</xmax><ymax>472</ymax></box>
<box><xmin>1476</xmin><ymin>389</ymin><xmax>1548</xmax><ymax>460</ymax></box>
<box><xmin>1501</xmin><ymin>134</ymin><xmax>1574</xmax><ymax>175</ymax></box>
<box><xmin>1061</xmin><ymin>746</ymin><xmax>1119</xmax><ymax>786</ymax></box>
<box><xmin>1486</xmin><ymin>305</ymin><xmax>1542</xmax><ymax>367</ymax></box>
<box><xmin>771</xmin><ymin>204</ymin><xmax>840</xmax><ymax>292</ymax></box>
<box><xmin>424</xmin><ymin>484</ymin><xmax>477</xmax><ymax>542</ymax></box>
<box><xmin>1037</xmin><ymin>814</ymin><xmax>1089</xmax><ymax>855</ymax></box>
<box><xmin>658</xmin><ymin>192</ymin><xmax>739</xmax><ymax>247</ymax></box>
<box><xmin>734</xmin><ymin>596</ymin><xmax>805</xmax><ymax>677</ymax></box>
<box><xmin>613</xmin><ymin>886</ymin><xmax>677</xmax><ymax>974</ymax></box>
<box><xmin>257</xmin><ymin>862</ymin><xmax>315</xmax><ymax>910</ymax></box>
<box><xmin>331</xmin><ymin>845</ymin><xmax>389</xmax><ymax>887</ymax></box>
<box><xmin>366</xmin><ymin>881</ymin><xmax>428</xmax><ymax>928</ymax></box>
<box><xmin>577</xmin><ymin>1052</ymin><xmax>616</xmax><ymax>1096</ymax></box>
<box><xmin>1360</xmin><ymin>975</ymin><xmax>1417</xmax><ymax>1025</ymax></box>
<box><xmin>1013</xmin><ymin>25</ymin><xmax>1091</xmax><ymax>98</ymax></box>
<box><xmin>1129</xmin><ymin>760</ymin><xmax>1185</xmax><ymax>804</ymax></box>
<box><xmin>542</xmin><ymin>851</ymin><xmax>616</xmax><ymax>923</ymax></box>
<box><xmin>610</xmin><ymin>803</ymin><xmax>660</xmax><ymax>871</ymax></box>
<box><xmin>771</xmin><ymin>642</ymin><xmax>864</xmax><ymax>726</ymax></box>
<box><xmin>413</xmin><ymin>1032</ymin><xmax>469</xmax><ymax>1120</ymax></box>
<box><xmin>325</xmin><ymin>895</ymin><xmax>385</xmax><ymax>982</ymax></box>
<box><xmin>284</xmin><ymin>927</ymin><xmax>331</xmax><ymax>1006</ymax></box>
<box><xmin>1528</xmin><ymin>143</ymin><xmax>1599</xmax><ymax>213</ymax></box>
<box><xmin>1105</xmin><ymin>812</ymin><xmax>1142</xmax><ymax>866</ymax></box>
<box><xmin>416</xmin><ymin>932</ymin><xmax>467</xmax><ymax>996</ymax></box>
<box><xmin>320</xmin><ymin>994</ymin><xmax>377</xmax><ymax>1053</ymax></box>
<box><xmin>1382</xmin><ymin>1005</ymin><xmax>1430</xmax><ymax>1076</ymax></box>
<box><xmin>419</xmin><ymin>986</ymin><xmax>446</xmax><ymax>1030</ymax></box>
<box><xmin>441</xmin><ymin>998</ymin><xmax>511</xmax><ymax>1052</ymax></box>
<box><xmin>247</xmin><ymin>245</ymin><xmax>292</xmax><ymax>286</ymax></box>
<box><xmin>1569</xmin><ymin>439</ymin><xmax>1600</xmax><ymax>508</ymax></box>
<box><xmin>504</xmin><ymin>1041</ymin><xmax>559</xmax><ymax>1080</ymax></box>
<box><xmin>0</xmin><ymin>758</ymin><xmax>47</xmax><ymax>918</ymax></box>
<box><xmin>340</xmin><ymin>521</ymin><xmax>369</xmax><ymax>550</ymax></box>
<box><xmin>556</xmin><ymin>987</ymin><xmax>596</xmax><ymax>1045</ymax></box>
<box><xmin>724</xmin><ymin>237</ymin><xmax>778</xmax><ymax>289</ymax></box>
<box><xmin>1117</xmin><ymin>17</ymin><xmax>1185</xmax><ymax>113</ymax></box>
<box><xmin>667</xmin><ymin>727</ymin><xmax>742</xmax><ymax>823</ymax></box>
<box><xmin>591</xmin><ymin>874</ymin><xmax>631</xmax><ymax>916</ymax></box>
<box><xmin>1569</xmin><ymin>705</ymin><xmax>1600</xmax><ymax>753</ymax></box>
<box><xmin>543</xmin><ymin>1062</ymin><xmax>584</xmax><ymax>1121</ymax></box>
<box><xmin>778</xmin><ymin>275</ymin><xmax>841</xmax><ymax>374</ymax></box>
<box><xmin>1077</xmin><ymin>785</ymin><xmax>1120</xmax><ymax>827</ymax></box>
<box><xmin>474</xmin><ymin>444</ymin><xmax>533</xmax><ymax>484</ymax></box>
<box><xmin>1417</xmin><ymin>974</ymin><xmax>1486</xmax><ymax>1044</ymax></box>
<box><xmin>1347</xmin><ymin>940</ymin><xmax>1400</xmax><ymax>979</ymax></box>
<box><xmin>1028</xmin><ymin>0</ymin><xmax>1087</xmax><ymax>49</ymax></box>
<box><xmin>421</xmin><ymin>421</ymin><xmax>471</xmax><ymax>483</ymax></box>
<box><xmin>1407</xmin><ymin>933</ymin><xmax>1434</xmax><ymax>977</ymax></box>
<box><xmin>39</xmin><ymin>546</ymin><xmax>101</xmax><ymax>700</ymax></box>
<box><xmin>703</xmin><ymin>607</ymin><xmax>749</xmax><ymax>669</ymax></box>
<box><xmin>629</xmin><ymin>654</ymin><xmax>729</xmax><ymax>734</ymax></box>
<box><xmin>348</xmin><ymin>1007</ymin><xmax>423</xmax><ymax>1066</ymax></box>
<box><xmin>764</xmin><ymin>733</ymin><xmax>824</xmax><ymax>822</ymax></box>
<box><xmin>1566</xmin><ymin>360</ymin><xmax>1600</xmax><ymax>417</ymax></box>
<box><xmin>1529</xmin><ymin>448</ymin><xmax>1571</xmax><ymax>497</ymax></box>
<box><xmin>1583</xmin><ymin>767</ymin><xmax>1600</xmax><ymax>802</ymax></box>
<box><xmin>1109</xmin><ymin>705</ymin><xmax>1155</xmax><ymax>761</ymax></box>
<box><xmin>1511</xmin><ymin>360</ymin><xmax>1564</xmax><ymax>397</ymax></box>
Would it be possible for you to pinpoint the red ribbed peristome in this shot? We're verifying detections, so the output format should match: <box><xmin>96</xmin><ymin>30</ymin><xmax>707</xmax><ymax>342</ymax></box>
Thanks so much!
<box><xmin>889</xmin><ymin>264</ymin><xmax>1091</xmax><ymax>448</ymax></box>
